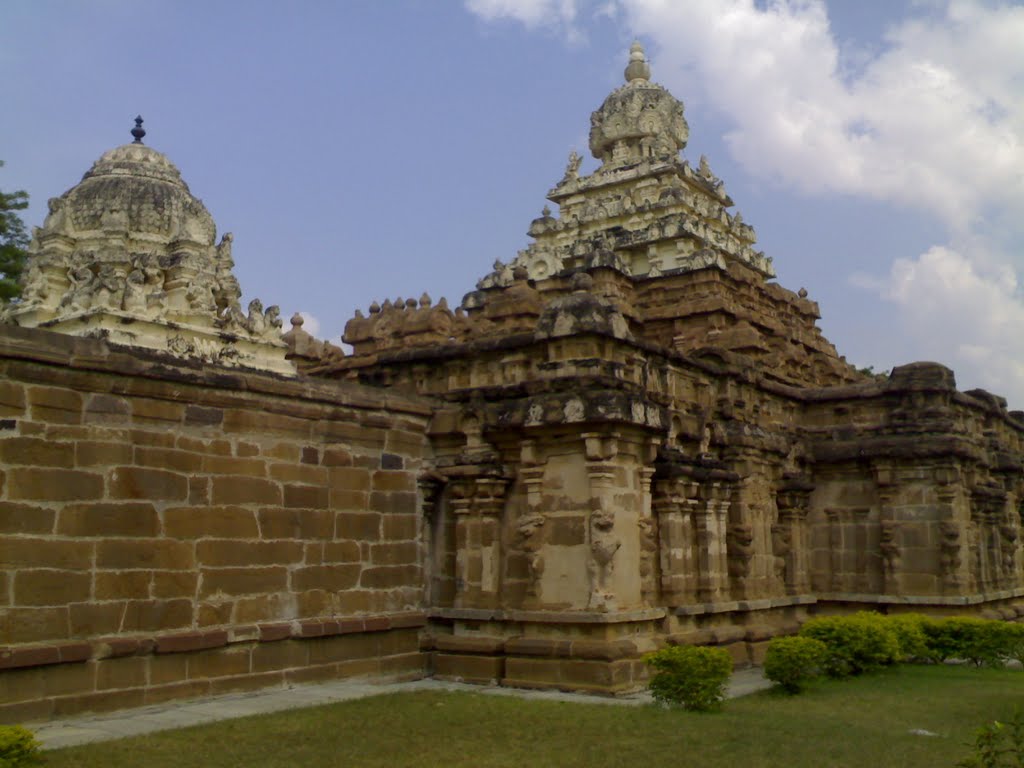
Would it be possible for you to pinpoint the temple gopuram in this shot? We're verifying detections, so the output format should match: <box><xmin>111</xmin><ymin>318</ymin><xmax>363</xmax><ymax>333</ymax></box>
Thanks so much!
<box><xmin>2</xmin><ymin>44</ymin><xmax>1023</xmax><ymax>717</ymax></box>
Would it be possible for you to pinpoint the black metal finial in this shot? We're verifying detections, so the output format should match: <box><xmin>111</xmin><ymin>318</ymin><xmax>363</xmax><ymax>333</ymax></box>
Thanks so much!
<box><xmin>131</xmin><ymin>115</ymin><xmax>146</xmax><ymax>144</ymax></box>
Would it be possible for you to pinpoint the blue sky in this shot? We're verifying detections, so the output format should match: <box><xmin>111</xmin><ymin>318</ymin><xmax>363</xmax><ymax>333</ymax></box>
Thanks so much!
<box><xmin>3</xmin><ymin>1</ymin><xmax>1023</xmax><ymax>403</ymax></box>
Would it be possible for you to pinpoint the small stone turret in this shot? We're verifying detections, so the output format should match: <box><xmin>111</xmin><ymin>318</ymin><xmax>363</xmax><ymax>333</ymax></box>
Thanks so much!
<box><xmin>6</xmin><ymin>118</ymin><xmax>294</xmax><ymax>375</ymax></box>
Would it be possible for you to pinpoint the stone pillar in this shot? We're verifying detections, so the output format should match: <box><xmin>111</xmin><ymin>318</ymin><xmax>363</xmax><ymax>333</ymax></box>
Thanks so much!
<box><xmin>638</xmin><ymin>466</ymin><xmax>659</xmax><ymax>604</ymax></box>
<box><xmin>584</xmin><ymin>432</ymin><xmax>622</xmax><ymax>611</ymax></box>
<box><xmin>516</xmin><ymin>440</ymin><xmax>547</xmax><ymax>605</ymax></box>
<box><xmin>774</xmin><ymin>480</ymin><xmax>812</xmax><ymax>595</ymax></box>
<box><xmin>450</xmin><ymin>472</ymin><xmax>509</xmax><ymax>609</ymax></box>
<box><xmin>653</xmin><ymin>478</ymin><xmax>698</xmax><ymax>604</ymax></box>
<box><xmin>695</xmin><ymin>482</ymin><xmax>730</xmax><ymax>603</ymax></box>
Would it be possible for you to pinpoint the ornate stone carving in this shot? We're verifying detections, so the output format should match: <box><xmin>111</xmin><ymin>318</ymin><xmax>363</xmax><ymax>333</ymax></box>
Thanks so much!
<box><xmin>587</xmin><ymin>509</ymin><xmax>621</xmax><ymax>612</ymax></box>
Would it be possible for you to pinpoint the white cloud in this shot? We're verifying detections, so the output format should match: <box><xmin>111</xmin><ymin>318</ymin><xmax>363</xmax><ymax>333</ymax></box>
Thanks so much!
<box><xmin>861</xmin><ymin>245</ymin><xmax>1024</xmax><ymax>405</ymax></box>
<box><xmin>465</xmin><ymin>0</ymin><xmax>583</xmax><ymax>40</ymax></box>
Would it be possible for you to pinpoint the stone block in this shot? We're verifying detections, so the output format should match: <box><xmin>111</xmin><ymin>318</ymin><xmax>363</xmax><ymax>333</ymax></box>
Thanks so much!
<box><xmin>283</xmin><ymin>483</ymin><xmax>329</xmax><ymax>509</ymax></box>
<box><xmin>135</xmin><ymin>446</ymin><xmax>204</xmax><ymax>473</ymax></box>
<box><xmin>203</xmin><ymin>455</ymin><xmax>266</xmax><ymax>476</ymax></box>
<box><xmin>187</xmin><ymin>646</ymin><xmax>252</xmax><ymax>679</ymax></box>
<box><xmin>322</xmin><ymin>447</ymin><xmax>352</xmax><ymax>466</ymax></box>
<box><xmin>109</xmin><ymin>466</ymin><xmax>188</xmax><ymax>501</ymax></box>
<box><xmin>53</xmin><ymin>688</ymin><xmax>148</xmax><ymax>718</ymax></box>
<box><xmin>131</xmin><ymin>398</ymin><xmax>185</xmax><ymax>425</ymax></box>
<box><xmin>184</xmin><ymin>405</ymin><xmax>223</xmax><ymax>427</ymax></box>
<box><xmin>128</xmin><ymin>428</ymin><xmax>176</xmax><ymax>448</ymax></box>
<box><xmin>0</xmin><ymin>538</ymin><xmax>92</xmax><ymax>569</ymax></box>
<box><xmin>328</xmin><ymin>467</ymin><xmax>371</xmax><ymax>492</ymax></box>
<box><xmin>197</xmin><ymin>539</ymin><xmax>304</xmax><ymax>567</ymax></box>
<box><xmin>197</xmin><ymin>601</ymin><xmax>234</xmax><ymax>627</ymax></box>
<box><xmin>251</xmin><ymin>640</ymin><xmax>308</xmax><ymax>672</ymax></box>
<box><xmin>95</xmin><ymin>571</ymin><xmax>151</xmax><ymax>600</ymax></box>
<box><xmin>233</xmin><ymin>594</ymin><xmax>294</xmax><ymax>624</ymax></box>
<box><xmin>1</xmin><ymin>606</ymin><xmax>70</xmax><ymax>643</ymax></box>
<box><xmin>211</xmin><ymin>477</ymin><xmax>282</xmax><ymax>506</ymax></box>
<box><xmin>307</xmin><ymin>633</ymin><xmax>379</xmax><ymax>665</ymax></box>
<box><xmin>57</xmin><ymin>503</ymin><xmax>159</xmax><ymax>537</ymax></box>
<box><xmin>143</xmin><ymin>679</ymin><xmax>212</xmax><ymax>706</ymax></box>
<box><xmin>95</xmin><ymin>655</ymin><xmax>148</xmax><ymax>691</ymax></box>
<box><xmin>120</xmin><ymin>599</ymin><xmax>192</xmax><ymax>632</ymax></box>
<box><xmin>372</xmin><ymin>471</ymin><xmax>415</xmax><ymax>492</ymax></box>
<box><xmin>222</xmin><ymin>409</ymin><xmax>311</xmax><ymax>438</ymax></box>
<box><xmin>28</xmin><ymin>386</ymin><xmax>82</xmax><ymax>424</ymax></box>
<box><xmin>547</xmin><ymin>515</ymin><xmax>586</xmax><ymax>546</ymax></box>
<box><xmin>97</xmin><ymin>540</ymin><xmax>194</xmax><ymax>570</ymax></box>
<box><xmin>336</xmin><ymin>512</ymin><xmax>381</xmax><ymax>540</ymax></box>
<box><xmin>291</xmin><ymin>564</ymin><xmax>361</xmax><ymax>592</ymax></box>
<box><xmin>269</xmin><ymin>462</ymin><xmax>326</xmax><ymax>484</ymax></box>
<box><xmin>0</xmin><ymin>380</ymin><xmax>26</xmax><ymax>417</ymax></box>
<box><xmin>14</xmin><ymin>569</ymin><xmax>92</xmax><ymax>606</ymax></box>
<box><xmin>69</xmin><ymin>602</ymin><xmax>125</xmax><ymax>637</ymax></box>
<box><xmin>330</xmin><ymin>489</ymin><xmax>368</xmax><ymax>510</ymax></box>
<box><xmin>151</xmin><ymin>571</ymin><xmax>199</xmax><ymax>599</ymax></box>
<box><xmin>0</xmin><ymin>503</ymin><xmax>55</xmax><ymax>535</ymax></box>
<box><xmin>83</xmin><ymin>394</ymin><xmax>130</xmax><ymax>424</ymax></box>
<box><xmin>209</xmin><ymin>669</ymin><xmax>286</xmax><ymax>696</ymax></box>
<box><xmin>75</xmin><ymin>440</ymin><xmax>134</xmax><ymax>467</ymax></box>
<box><xmin>0</xmin><ymin>436</ymin><xmax>74</xmax><ymax>466</ymax></box>
<box><xmin>370</xmin><ymin>542</ymin><xmax>419</xmax><ymax>566</ymax></box>
<box><xmin>323</xmin><ymin>540</ymin><xmax>361</xmax><ymax>563</ymax></box>
<box><xmin>155</xmin><ymin>629</ymin><xmax>229</xmax><ymax>654</ymax></box>
<box><xmin>383</xmin><ymin>515</ymin><xmax>418</xmax><ymax>540</ymax></box>
<box><xmin>164</xmin><ymin>505</ymin><xmax>259</xmax><ymax>538</ymax></box>
<box><xmin>257</xmin><ymin>508</ymin><xmax>333</xmax><ymax>539</ymax></box>
<box><xmin>148</xmin><ymin>653</ymin><xmax>188</xmax><ymax>685</ymax></box>
<box><xmin>369</xmin><ymin>491</ymin><xmax>417</xmax><ymax>515</ymax></box>
<box><xmin>360</xmin><ymin>565</ymin><xmax>419</xmax><ymax>589</ymax></box>
<box><xmin>7</xmin><ymin>467</ymin><xmax>103</xmax><ymax>501</ymax></box>
<box><xmin>200</xmin><ymin>567</ymin><xmax>288</xmax><ymax>597</ymax></box>
<box><xmin>434</xmin><ymin>653</ymin><xmax>504</xmax><ymax>683</ymax></box>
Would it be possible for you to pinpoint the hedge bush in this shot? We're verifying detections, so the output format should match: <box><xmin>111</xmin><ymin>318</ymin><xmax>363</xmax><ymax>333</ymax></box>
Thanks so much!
<box><xmin>645</xmin><ymin>645</ymin><xmax>733</xmax><ymax>711</ymax></box>
<box><xmin>883</xmin><ymin>613</ymin><xmax>931</xmax><ymax>661</ymax></box>
<box><xmin>0</xmin><ymin>726</ymin><xmax>43</xmax><ymax>768</ymax></box>
<box><xmin>922</xmin><ymin>616</ymin><xmax>1009</xmax><ymax>667</ymax></box>
<box><xmin>799</xmin><ymin>612</ymin><xmax>900</xmax><ymax>677</ymax></box>
<box><xmin>763</xmin><ymin>636</ymin><xmax>828</xmax><ymax>693</ymax></box>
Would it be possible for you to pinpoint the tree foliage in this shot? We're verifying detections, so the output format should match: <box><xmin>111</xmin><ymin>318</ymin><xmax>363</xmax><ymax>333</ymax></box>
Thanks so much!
<box><xmin>0</xmin><ymin>161</ymin><xmax>30</xmax><ymax>302</ymax></box>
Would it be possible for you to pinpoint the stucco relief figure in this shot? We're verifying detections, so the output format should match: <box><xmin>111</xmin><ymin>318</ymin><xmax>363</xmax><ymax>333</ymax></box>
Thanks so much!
<box><xmin>770</xmin><ymin>522</ymin><xmax>791</xmax><ymax>584</ymax></box>
<box><xmin>517</xmin><ymin>512</ymin><xmax>547</xmax><ymax>597</ymax></box>
<box><xmin>588</xmin><ymin>511</ymin><xmax>621</xmax><ymax>611</ymax></box>
<box><xmin>562</xmin><ymin>149</ymin><xmax>582</xmax><ymax>182</ymax></box>
<box><xmin>638</xmin><ymin>516</ymin><xmax>658</xmax><ymax>595</ymax></box>
<box><xmin>939</xmin><ymin>521</ymin><xmax>962</xmax><ymax>587</ymax></box>
<box><xmin>19</xmin><ymin>264</ymin><xmax>50</xmax><ymax>309</ymax></box>
<box><xmin>62</xmin><ymin>266</ymin><xmax>96</xmax><ymax>313</ymax></box>
<box><xmin>263</xmin><ymin>305</ymin><xmax>283</xmax><ymax>339</ymax></box>
<box><xmin>93</xmin><ymin>265</ymin><xmax>123</xmax><ymax>309</ymax></box>
<box><xmin>998</xmin><ymin>521</ymin><xmax>1018</xmax><ymax>578</ymax></box>
<box><xmin>879</xmin><ymin>521</ymin><xmax>901</xmax><ymax>586</ymax></box>
<box><xmin>727</xmin><ymin>523</ymin><xmax>754</xmax><ymax>581</ymax></box>
<box><xmin>187</xmin><ymin>280</ymin><xmax>217</xmax><ymax>313</ymax></box>
<box><xmin>122</xmin><ymin>268</ymin><xmax>147</xmax><ymax>312</ymax></box>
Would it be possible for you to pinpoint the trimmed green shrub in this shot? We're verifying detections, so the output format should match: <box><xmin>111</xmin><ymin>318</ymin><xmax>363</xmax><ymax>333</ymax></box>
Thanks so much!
<box><xmin>763</xmin><ymin>636</ymin><xmax>828</xmax><ymax>693</ymax></box>
<box><xmin>923</xmin><ymin>617</ymin><xmax>1008</xmax><ymax>667</ymax></box>
<box><xmin>798</xmin><ymin>612</ymin><xmax>900</xmax><ymax>677</ymax></box>
<box><xmin>997</xmin><ymin>621</ymin><xmax>1024</xmax><ymax>667</ymax></box>
<box><xmin>883</xmin><ymin>613</ymin><xmax>931</xmax><ymax>661</ymax></box>
<box><xmin>0</xmin><ymin>725</ymin><xmax>43</xmax><ymax>768</ymax></box>
<box><xmin>645</xmin><ymin>645</ymin><xmax>733</xmax><ymax>711</ymax></box>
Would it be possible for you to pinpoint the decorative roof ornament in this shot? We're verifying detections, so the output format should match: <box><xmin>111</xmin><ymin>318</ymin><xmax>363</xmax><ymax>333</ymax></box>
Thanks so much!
<box><xmin>131</xmin><ymin>115</ymin><xmax>146</xmax><ymax>144</ymax></box>
<box><xmin>6</xmin><ymin>120</ymin><xmax>294</xmax><ymax>375</ymax></box>
<box><xmin>624</xmin><ymin>40</ymin><xmax>650</xmax><ymax>83</ymax></box>
<box><xmin>588</xmin><ymin>42</ymin><xmax>688</xmax><ymax>169</ymax></box>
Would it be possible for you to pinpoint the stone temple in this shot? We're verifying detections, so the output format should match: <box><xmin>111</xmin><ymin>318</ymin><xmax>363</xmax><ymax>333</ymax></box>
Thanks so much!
<box><xmin>3</xmin><ymin>43</ymin><xmax>1024</xmax><ymax>718</ymax></box>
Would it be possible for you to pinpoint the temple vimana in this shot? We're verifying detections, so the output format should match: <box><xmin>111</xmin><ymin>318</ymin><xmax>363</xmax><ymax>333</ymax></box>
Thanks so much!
<box><xmin>3</xmin><ymin>43</ymin><xmax>1024</xmax><ymax>720</ymax></box>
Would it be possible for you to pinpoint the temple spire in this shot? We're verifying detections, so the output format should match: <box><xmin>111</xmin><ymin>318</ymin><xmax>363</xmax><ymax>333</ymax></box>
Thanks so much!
<box><xmin>624</xmin><ymin>40</ymin><xmax>650</xmax><ymax>83</ymax></box>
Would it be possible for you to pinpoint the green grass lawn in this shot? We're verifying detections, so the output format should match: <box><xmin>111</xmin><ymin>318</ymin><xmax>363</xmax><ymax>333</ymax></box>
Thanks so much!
<box><xmin>47</xmin><ymin>665</ymin><xmax>1024</xmax><ymax>768</ymax></box>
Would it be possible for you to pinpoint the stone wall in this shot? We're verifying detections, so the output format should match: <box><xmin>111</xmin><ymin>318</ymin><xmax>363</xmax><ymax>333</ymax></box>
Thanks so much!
<box><xmin>0</xmin><ymin>325</ymin><xmax>431</xmax><ymax>722</ymax></box>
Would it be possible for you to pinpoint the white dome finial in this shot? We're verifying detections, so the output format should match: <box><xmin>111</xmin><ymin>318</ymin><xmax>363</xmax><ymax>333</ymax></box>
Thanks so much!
<box><xmin>624</xmin><ymin>40</ymin><xmax>650</xmax><ymax>83</ymax></box>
